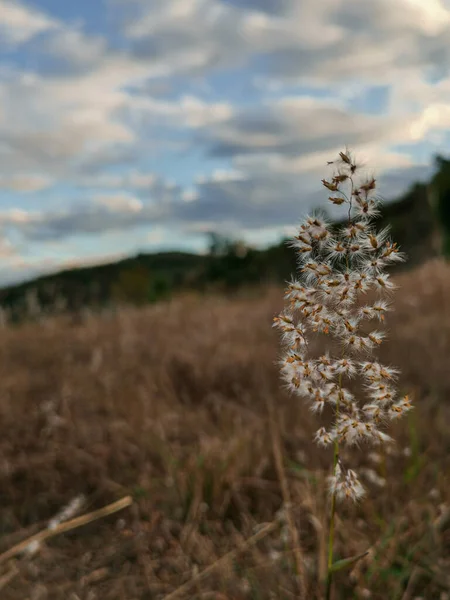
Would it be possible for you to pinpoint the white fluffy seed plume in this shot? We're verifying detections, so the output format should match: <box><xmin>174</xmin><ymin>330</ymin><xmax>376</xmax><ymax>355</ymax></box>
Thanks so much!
<box><xmin>273</xmin><ymin>150</ymin><xmax>412</xmax><ymax>501</ymax></box>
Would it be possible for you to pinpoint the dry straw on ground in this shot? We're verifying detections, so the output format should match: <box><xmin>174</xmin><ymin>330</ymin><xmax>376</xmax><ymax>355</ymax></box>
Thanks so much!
<box><xmin>0</xmin><ymin>258</ymin><xmax>448</xmax><ymax>598</ymax></box>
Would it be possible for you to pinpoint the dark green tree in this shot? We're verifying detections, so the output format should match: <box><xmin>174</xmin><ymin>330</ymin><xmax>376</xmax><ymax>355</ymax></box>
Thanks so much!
<box><xmin>430</xmin><ymin>155</ymin><xmax>450</xmax><ymax>256</ymax></box>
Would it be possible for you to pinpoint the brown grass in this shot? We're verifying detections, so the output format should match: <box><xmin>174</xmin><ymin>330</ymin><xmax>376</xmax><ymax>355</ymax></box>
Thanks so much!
<box><xmin>0</xmin><ymin>258</ymin><xmax>449</xmax><ymax>599</ymax></box>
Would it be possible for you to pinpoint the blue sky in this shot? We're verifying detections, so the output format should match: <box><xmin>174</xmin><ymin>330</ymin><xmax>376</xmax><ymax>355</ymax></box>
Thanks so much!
<box><xmin>0</xmin><ymin>0</ymin><xmax>449</xmax><ymax>285</ymax></box>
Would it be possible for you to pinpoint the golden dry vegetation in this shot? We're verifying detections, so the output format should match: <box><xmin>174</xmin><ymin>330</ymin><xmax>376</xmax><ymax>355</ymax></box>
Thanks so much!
<box><xmin>0</xmin><ymin>259</ymin><xmax>449</xmax><ymax>599</ymax></box>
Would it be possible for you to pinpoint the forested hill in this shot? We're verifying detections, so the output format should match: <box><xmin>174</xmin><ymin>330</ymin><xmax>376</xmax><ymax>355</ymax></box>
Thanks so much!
<box><xmin>1</xmin><ymin>155</ymin><xmax>450</xmax><ymax>321</ymax></box>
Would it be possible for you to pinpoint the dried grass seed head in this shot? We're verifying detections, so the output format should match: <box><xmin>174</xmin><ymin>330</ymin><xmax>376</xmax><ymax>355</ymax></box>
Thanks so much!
<box><xmin>274</xmin><ymin>149</ymin><xmax>411</xmax><ymax>502</ymax></box>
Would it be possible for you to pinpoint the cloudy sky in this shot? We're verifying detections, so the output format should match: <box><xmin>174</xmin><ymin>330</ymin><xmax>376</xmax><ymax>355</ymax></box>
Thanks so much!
<box><xmin>0</xmin><ymin>0</ymin><xmax>449</xmax><ymax>285</ymax></box>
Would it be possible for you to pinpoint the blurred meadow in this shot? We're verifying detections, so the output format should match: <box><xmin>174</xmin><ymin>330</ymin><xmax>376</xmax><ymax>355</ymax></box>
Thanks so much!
<box><xmin>0</xmin><ymin>256</ymin><xmax>449</xmax><ymax>598</ymax></box>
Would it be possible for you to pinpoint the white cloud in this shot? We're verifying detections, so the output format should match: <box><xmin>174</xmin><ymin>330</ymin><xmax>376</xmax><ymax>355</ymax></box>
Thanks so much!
<box><xmin>123</xmin><ymin>94</ymin><xmax>233</xmax><ymax>130</ymax></box>
<box><xmin>182</xmin><ymin>189</ymin><xmax>199</xmax><ymax>202</ymax></box>
<box><xmin>146</xmin><ymin>227</ymin><xmax>166</xmax><ymax>243</ymax></box>
<box><xmin>0</xmin><ymin>63</ymin><xmax>138</xmax><ymax>178</ymax></box>
<box><xmin>93</xmin><ymin>193</ymin><xmax>144</xmax><ymax>213</ymax></box>
<box><xmin>0</xmin><ymin>237</ymin><xmax>16</xmax><ymax>258</ymax></box>
<box><xmin>0</xmin><ymin>173</ymin><xmax>53</xmax><ymax>192</ymax></box>
<box><xmin>398</xmin><ymin>0</ymin><xmax>450</xmax><ymax>34</ymax></box>
<box><xmin>40</xmin><ymin>28</ymin><xmax>108</xmax><ymax>70</ymax></box>
<box><xmin>209</xmin><ymin>169</ymin><xmax>246</xmax><ymax>182</ymax></box>
<box><xmin>0</xmin><ymin>208</ymin><xmax>39</xmax><ymax>225</ymax></box>
<box><xmin>0</xmin><ymin>0</ymin><xmax>58</xmax><ymax>46</ymax></box>
<box><xmin>127</xmin><ymin>172</ymin><xmax>157</xmax><ymax>189</ymax></box>
<box><xmin>409</xmin><ymin>104</ymin><xmax>450</xmax><ymax>140</ymax></box>
<box><xmin>77</xmin><ymin>171</ymin><xmax>158</xmax><ymax>190</ymax></box>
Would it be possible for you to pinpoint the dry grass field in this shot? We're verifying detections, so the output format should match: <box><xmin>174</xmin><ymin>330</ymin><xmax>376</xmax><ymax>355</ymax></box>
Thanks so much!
<box><xmin>0</xmin><ymin>258</ymin><xmax>449</xmax><ymax>599</ymax></box>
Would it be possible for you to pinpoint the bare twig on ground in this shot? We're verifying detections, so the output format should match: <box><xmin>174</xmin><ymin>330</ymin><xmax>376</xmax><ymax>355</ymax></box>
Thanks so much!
<box><xmin>0</xmin><ymin>496</ymin><xmax>133</xmax><ymax>566</ymax></box>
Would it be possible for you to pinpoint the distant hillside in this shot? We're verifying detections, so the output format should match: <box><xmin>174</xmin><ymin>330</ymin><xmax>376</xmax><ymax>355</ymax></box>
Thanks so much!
<box><xmin>0</xmin><ymin>252</ymin><xmax>211</xmax><ymax>320</ymax></box>
<box><xmin>1</xmin><ymin>156</ymin><xmax>448</xmax><ymax>322</ymax></box>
